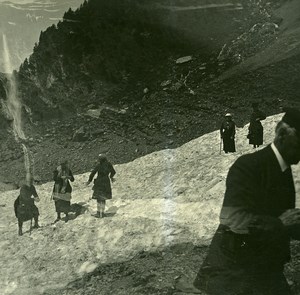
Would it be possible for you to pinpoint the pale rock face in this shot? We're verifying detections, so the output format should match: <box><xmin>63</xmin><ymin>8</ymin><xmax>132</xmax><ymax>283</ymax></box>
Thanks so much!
<box><xmin>0</xmin><ymin>113</ymin><xmax>299</xmax><ymax>294</ymax></box>
<box><xmin>46</xmin><ymin>73</ymin><xmax>56</xmax><ymax>89</ymax></box>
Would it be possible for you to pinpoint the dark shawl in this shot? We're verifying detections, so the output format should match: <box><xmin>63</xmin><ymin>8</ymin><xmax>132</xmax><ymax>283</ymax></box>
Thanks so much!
<box><xmin>248</xmin><ymin>110</ymin><xmax>266</xmax><ymax>145</ymax></box>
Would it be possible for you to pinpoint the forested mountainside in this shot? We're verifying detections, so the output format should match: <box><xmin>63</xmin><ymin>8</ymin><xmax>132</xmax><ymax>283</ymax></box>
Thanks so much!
<box><xmin>0</xmin><ymin>0</ymin><xmax>299</xmax><ymax>187</ymax></box>
<box><xmin>15</xmin><ymin>0</ymin><xmax>290</xmax><ymax>119</ymax></box>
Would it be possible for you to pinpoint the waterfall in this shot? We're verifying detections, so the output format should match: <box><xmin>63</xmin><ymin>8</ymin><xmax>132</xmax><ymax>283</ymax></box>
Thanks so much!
<box><xmin>2</xmin><ymin>34</ymin><xmax>33</xmax><ymax>175</ymax></box>
<box><xmin>22</xmin><ymin>144</ymin><xmax>32</xmax><ymax>175</ymax></box>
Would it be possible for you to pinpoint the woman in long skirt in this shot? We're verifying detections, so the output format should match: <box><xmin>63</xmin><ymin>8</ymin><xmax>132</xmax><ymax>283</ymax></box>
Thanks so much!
<box><xmin>248</xmin><ymin>102</ymin><xmax>266</xmax><ymax>148</ymax></box>
<box><xmin>87</xmin><ymin>154</ymin><xmax>116</xmax><ymax>218</ymax></box>
<box><xmin>15</xmin><ymin>173</ymin><xmax>40</xmax><ymax>236</ymax></box>
<box><xmin>52</xmin><ymin>160</ymin><xmax>74</xmax><ymax>222</ymax></box>
<box><xmin>220</xmin><ymin>113</ymin><xmax>236</xmax><ymax>153</ymax></box>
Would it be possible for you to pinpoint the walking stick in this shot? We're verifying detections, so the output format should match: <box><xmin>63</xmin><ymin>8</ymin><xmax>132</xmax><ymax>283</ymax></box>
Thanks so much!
<box><xmin>220</xmin><ymin>137</ymin><xmax>222</xmax><ymax>155</ymax></box>
<box><xmin>30</xmin><ymin>218</ymin><xmax>33</xmax><ymax>236</ymax></box>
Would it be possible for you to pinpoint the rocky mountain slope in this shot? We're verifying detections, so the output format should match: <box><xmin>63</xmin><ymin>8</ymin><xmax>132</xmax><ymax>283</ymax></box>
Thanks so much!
<box><xmin>0</xmin><ymin>0</ymin><xmax>300</xmax><ymax>189</ymax></box>
<box><xmin>0</xmin><ymin>113</ymin><xmax>300</xmax><ymax>295</ymax></box>
<box><xmin>219</xmin><ymin>0</ymin><xmax>300</xmax><ymax>79</ymax></box>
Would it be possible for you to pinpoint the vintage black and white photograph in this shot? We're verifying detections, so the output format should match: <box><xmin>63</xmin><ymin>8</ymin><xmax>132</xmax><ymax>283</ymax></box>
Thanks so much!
<box><xmin>0</xmin><ymin>0</ymin><xmax>300</xmax><ymax>294</ymax></box>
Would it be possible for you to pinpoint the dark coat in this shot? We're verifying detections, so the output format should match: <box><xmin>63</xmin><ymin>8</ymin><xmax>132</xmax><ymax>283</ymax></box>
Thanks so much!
<box><xmin>15</xmin><ymin>185</ymin><xmax>39</xmax><ymax>222</ymax></box>
<box><xmin>88</xmin><ymin>161</ymin><xmax>116</xmax><ymax>201</ymax></box>
<box><xmin>220</xmin><ymin>120</ymin><xmax>236</xmax><ymax>153</ymax></box>
<box><xmin>194</xmin><ymin>145</ymin><xmax>295</xmax><ymax>295</ymax></box>
<box><xmin>248</xmin><ymin>110</ymin><xmax>266</xmax><ymax>145</ymax></box>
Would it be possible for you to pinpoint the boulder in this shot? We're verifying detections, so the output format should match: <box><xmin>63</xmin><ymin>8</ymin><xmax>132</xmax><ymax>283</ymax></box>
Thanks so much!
<box><xmin>171</xmin><ymin>81</ymin><xmax>183</xmax><ymax>92</ymax></box>
<box><xmin>33</xmin><ymin>175</ymin><xmax>42</xmax><ymax>183</ymax></box>
<box><xmin>72</xmin><ymin>126</ymin><xmax>90</xmax><ymax>142</ymax></box>
<box><xmin>91</xmin><ymin>129</ymin><xmax>105</xmax><ymax>137</ymax></box>
<box><xmin>160</xmin><ymin>80</ymin><xmax>172</xmax><ymax>87</ymax></box>
<box><xmin>176</xmin><ymin>56</ymin><xmax>192</xmax><ymax>64</ymax></box>
<box><xmin>86</xmin><ymin>109</ymin><xmax>101</xmax><ymax>118</ymax></box>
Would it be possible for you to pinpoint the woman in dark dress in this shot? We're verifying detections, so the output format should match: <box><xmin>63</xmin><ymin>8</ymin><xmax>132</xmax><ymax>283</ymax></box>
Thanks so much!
<box><xmin>52</xmin><ymin>160</ymin><xmax>74</xmax><ymax>223</ymax></box>
<box><xmin>248</xmin><ymin>102</ymin><xmax>266</xmax><ymax>148</ymax></box>
<box><xmin>86</xmin><ymin>154</ymin><xmax>116</xmax><ymax>218</ymax></box>
<box><xmin>220</xmin><ymin>113</ymin><xmax>236</xmax><ymax>153</ymax></box>
<box><xmin>14</xmin><ymin>173</ymin><xmax>40</xmax><ymax>236</ymax></box>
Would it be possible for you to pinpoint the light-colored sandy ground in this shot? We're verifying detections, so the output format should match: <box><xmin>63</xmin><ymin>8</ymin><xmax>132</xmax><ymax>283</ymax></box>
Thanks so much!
<box><xmin>0</xmin><ymin>113</ymin><xmax>299</xmax><ymax>295</ymax></box>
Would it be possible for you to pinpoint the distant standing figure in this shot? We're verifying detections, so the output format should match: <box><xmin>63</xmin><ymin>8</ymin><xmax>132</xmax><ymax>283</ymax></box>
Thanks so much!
<box><xmin>248</xmin><ymin>102</ymin><xmax>266</xmax><ymax>148</ymax></box>
<box><xmin>14</xmin><ymin>173</ymin><xmax>40</xmax><ymax>236</ymax></box>
<box><xmin>86</xmin><ymin>154</ymin><xmax>116</xmax><ymax>218</ymax></box>
<box><xmin>52</xmin><ymin>160</ymin><xmax>74</xmax><ymax>223</ymax></box>
<box><xmin>220</xmin><ymin>113</ymin><xmax>236</xmax><ymax>153</ymax></box>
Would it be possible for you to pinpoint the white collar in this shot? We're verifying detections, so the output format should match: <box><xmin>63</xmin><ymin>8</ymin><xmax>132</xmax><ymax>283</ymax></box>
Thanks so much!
<box><xmin>271</xmin><ymin>143</ymin><xmax>289</xmax><ymax>172</ymax></box>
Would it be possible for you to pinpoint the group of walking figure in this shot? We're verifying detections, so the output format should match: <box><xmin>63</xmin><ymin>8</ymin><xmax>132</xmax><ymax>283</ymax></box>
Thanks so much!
<box><xmin>220</xmin><ymin>102</ymin><xmax>266</xmax><ymax>153</ymax></box>
<box><xmin>14</xmin><ymin>154</ymin><xmax>115</xmax><ymax>236</ymax></box>
<box><xmin>10</xmin><ymin>106</ymin><xmax>300</xmax><ymax>295</ymax></box>
<box><xmin>12</xmin><ymin>102</ymin><xmax>267</xmax><ymax>236</ymax></box>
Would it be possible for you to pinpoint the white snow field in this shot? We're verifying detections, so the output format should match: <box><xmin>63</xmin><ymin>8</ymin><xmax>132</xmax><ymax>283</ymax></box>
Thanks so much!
<box><xmin>0</xmin><ymin>113</ymin><xmax>299</xmax><ymax>295</ymax></box>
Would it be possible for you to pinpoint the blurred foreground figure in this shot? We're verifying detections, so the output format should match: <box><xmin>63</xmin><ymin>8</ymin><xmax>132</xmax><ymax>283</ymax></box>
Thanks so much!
<box><xmin>247</xmin><ymin>102</ymin><xmax>266</xmax><ymax>148</ymax></box>
<box><xmin>177</xmin><ymin>108</ymin><xmax>300</xmax><ymax>294</ymax></box>
<box><xmin>87</xmin><ymin>154</ymin><xmax>116</xmax><ymax>218</ymax></box>
<box><xmin>52</xmin><ymin>160</ymin><xmax>74</xmax><ymax>223</ymax></box>
<box><xmin>14</xmin><ymin>173</ymin><xmax>40</xmax><ymax>236</ymax></box>
<box><xmin>220</xmin><ymin>113</ymin><xmax>236</xmax><ymax>153</ymax></box>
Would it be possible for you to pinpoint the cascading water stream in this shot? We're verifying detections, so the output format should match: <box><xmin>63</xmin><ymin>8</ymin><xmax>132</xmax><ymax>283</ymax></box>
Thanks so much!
<box><xmin>2</xmin><ymin>34</ymin><xmax>33</xmax><ymax>176</ymax></box>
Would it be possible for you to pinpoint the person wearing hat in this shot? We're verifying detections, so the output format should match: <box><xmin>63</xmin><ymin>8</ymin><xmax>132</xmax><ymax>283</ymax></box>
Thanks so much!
<box><xmin>247</xmin><ymin>102</ymin><xmax>266</xmax><ymax>148</ymax></box>
<box><xmin>176</xmin><ymin>108</ymin><xmax>300</xmax><ymax>294</ymax></box>
<box><xmin>51</xmin><ymin>160</ymin><xmax>74</xmax><ymax>223</ymax></box>
<box><xmin>86</xmin><ymin>154</ymin><xmax>116</xmax><ymax>218</ymax></box>
<box><xmin>220</xmin><ymin>113</ymin><xmax>236</xmax><ymax>153</ymax></box>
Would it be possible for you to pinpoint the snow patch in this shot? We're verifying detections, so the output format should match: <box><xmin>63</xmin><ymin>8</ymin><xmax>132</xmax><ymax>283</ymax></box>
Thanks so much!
<box><xmin>0</xmin><ymin>113</ymin><xmax>299</xmax><ymax>294</ymax></box>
